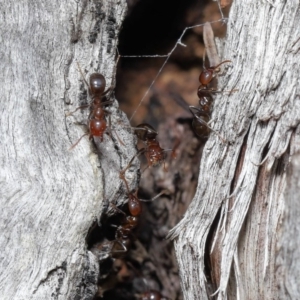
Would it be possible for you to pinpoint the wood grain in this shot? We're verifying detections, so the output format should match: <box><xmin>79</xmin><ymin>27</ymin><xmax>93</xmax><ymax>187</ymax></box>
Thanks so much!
<box><xmin>169</xmin><ymin>1</ymin><xmax>300</xmax><ymax>299</ymax></box>
<box><xmin>0</xmin><ymin>1</ymin><xmax>136</xmax><ymax>299</ymax></box>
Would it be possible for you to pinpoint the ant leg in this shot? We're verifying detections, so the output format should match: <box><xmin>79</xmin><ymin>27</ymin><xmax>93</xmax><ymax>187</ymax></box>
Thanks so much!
<box><xmin>109</xmin><ymin>202</ymin><xmax>127</xmax><ymax>216</ymax></box>
<box><xmin>203</xmin><ymin>49</ymin><xmax>206</xmax><ymax>69</ymax></box>
<box><xmin>198</xmin><ymin>87</ymin><xmax>238</xmax><ymax>95</ymax></box>
<box><xmin>189</xmin><ymin>106</ymin><xmax>226</xmax><ymax>142</ymax></box>
<box><xmin>68</xmin><ymin>133</ymin><xmax>88</xmax><ymax>150</ymax></box>
<box><xmin>106</xmin><ymin>114</ymin><xmax>125</xmax><ymax>146</ymax></box>
<box><xmin>120</xmin><ymin>148</ymin><xmax>146</xmax><ymax>191</ymax></box>
<box><xmin>102</xmin><ymin>87</ymin><xmax>112</xmax><ymax>96</ymax></box>
<box><xmin>112</xmin><ymin>241</ymin><xmax>127</xmax><ymax>252</ymax></box>
<box><xmin>121</xmin><ymin>148</ymin><xmax>146</xmax><ymax>175</ymax></box>
<box><xmin>114</xmin><ymin>130</ymin><xmax>125</xmax><ymax>147</ymax></box>
<box><xmin>111</xmin><ymin>239</ymin><xmax>130</xmax><ymax>257</ymax></box>
<box><xmin>76</xmin><ymin>61</ymin><xmax>90</xmax><ymax>92</ymax></box>
<box><xmin>195</xmin><ymin>115</ymin><xmax>226</xmax><ymax>143</ymax></box>
<box><xmin>65</xmin><ymin>104</ymin><xmax>90</xmax><ymax>117</ymax></box>
<box><xmin>107</xmin><ymin>113</ymin><xmax>112</xmax><ymax>129</ymax></box>
<box><xmin>105</xmin><ymin>113</ymin><xmax>113</xmax><ymax>139</ymax></box>
<box><xmin>101</xmin><ymin>99</ymin><xmax>114</xmax><ymax>106</ymax></box>
<box><xmin>162</xmin><ymin>148</ymin><xmax>173</xmax><ymax>153</ymax></box>
<box><xmin>140</xmin><ymin>164</ymin><xmax>150</xmax><ymax>175</ymax></box>
<box><xmin>119</xmin><ymin>172</ymin><xmax>130</xmax><ymax>193</ymax></box>
<box><xmin>139</xmin><ymin>189</ymin><xmax>169</xmax><ymax>202</ymax></box>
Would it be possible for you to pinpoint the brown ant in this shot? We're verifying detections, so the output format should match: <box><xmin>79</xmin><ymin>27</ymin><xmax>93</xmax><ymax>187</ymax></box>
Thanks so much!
<box><xmin>119</xmin><ymin>123</ymin><xmax>172</xmax><ymax>184</ymax></box>
<box><xmin>119</xmin><ymin>123</ymin><xmax>170</xmax><ymax>196</ymax></box>
<box><xmin>87</xmin><ymin>73</ymin><xmax>112</xmax><ymax>140</ymax></box>
<box><xmin>189</xmin><ymin>60</ymin><xmax>231</xmax><ymax>139</ymax></box>
<box><xmin>111</xmin><ymin>191</ymin><xmax>142</xmax><ymax>258</ymax></box>
<box><xmin>134</xmin><ymin>123</ymin><xmax>170</xmax><ymax>168</ymax></box>
<box><xmin>113</xmin><ymin>160</ymin><xmax>168</xmax><ymax>257</ymax></box>
<box><xmin>68</xmin><ymin>65</ymin><xmax>113</xmax><ymax>149</ymax></box>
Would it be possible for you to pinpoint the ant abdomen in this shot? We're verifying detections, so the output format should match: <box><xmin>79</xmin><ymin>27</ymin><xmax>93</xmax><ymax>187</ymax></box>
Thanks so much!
<box><xmin>192</xmin><ymin>112</ymin><xmax>210</xmax><ymax>138</ymax></box>
<box><xmin>128</xmin><ymin>193</ymin><xmax>142</xmax><ymax>216</ymax></box>
<box><xmin>89</xmin><ymin>73</ymin><xmax>106</xmax><ymax>97</ymax></box>
<box><xmin>145</xmin><ymin>142</ymin><xmax>165</xmax><ymax>167</ymax></box>
<box><xmin>89</xmin><ymin>119</ymin><xmax>107</xmax><ymax>138</ymax></box>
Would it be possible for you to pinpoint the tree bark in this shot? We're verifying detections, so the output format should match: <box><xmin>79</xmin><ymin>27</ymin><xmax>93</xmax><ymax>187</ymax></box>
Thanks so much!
<box><xmin>169</xmin><ymin>1</ymin><xmax>300</xmax><ymax>299</ymax></box>
<box><xmin>0</xmin><ymin>1</ymin><xmax>136</xmax><ymax>299</ymax></box>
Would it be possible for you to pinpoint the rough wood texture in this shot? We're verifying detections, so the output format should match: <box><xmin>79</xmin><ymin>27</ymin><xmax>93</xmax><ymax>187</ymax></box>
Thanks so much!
<box><xmin>277</xmin><ymin>147</ymin><xmax>300</xmax><ymax>299</ymax></box>
<box><xmin>169</xmin><ymin>1</ymin><xmax>300</xmax><ymax>299</ymax></box>
<box><xmin>0</xmin><ymin>1</ymin><xmax>135</xmax><ymax>299</ymax></box>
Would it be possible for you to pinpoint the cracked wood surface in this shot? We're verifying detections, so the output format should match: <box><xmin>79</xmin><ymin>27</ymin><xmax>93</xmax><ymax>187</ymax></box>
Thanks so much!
<box><xmin>169</xmin><ymin>1</ymin><xmax>300</xmax><ymax>299</ymax></box>
<box><xmin>0</xmin><ymin>1</ymin><xmax>135</xmax><ymax>299</ymax></box>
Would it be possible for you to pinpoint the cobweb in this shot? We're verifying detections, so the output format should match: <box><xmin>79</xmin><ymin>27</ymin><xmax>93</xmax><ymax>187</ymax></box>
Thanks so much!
<box><xmin>118</xmin><ymin>1</ymin><xmax>229</xmax><ymax>122</ymax></box>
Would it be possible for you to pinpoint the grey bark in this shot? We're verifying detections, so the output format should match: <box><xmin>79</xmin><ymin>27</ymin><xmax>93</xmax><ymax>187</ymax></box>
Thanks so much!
<box><xmin>0</xmin><ymin>1</ymin><xmax>138</xmax><ymax>299</ymax></box>
<box><xmin>169</xmin><ymin>1</ymin><xmax>300</xmax><ymax>299</ymax></box>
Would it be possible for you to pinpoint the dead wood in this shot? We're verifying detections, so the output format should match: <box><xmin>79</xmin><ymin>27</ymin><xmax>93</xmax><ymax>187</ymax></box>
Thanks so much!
<box><xmin>0</xmin><ymin>1</ymin><xmax>136</xmax><ymax>299</ymax></box>
<box><xmin>168</xmin><ymin>1</ymin><xmax>300</xmax><ymax>299</ymax></box>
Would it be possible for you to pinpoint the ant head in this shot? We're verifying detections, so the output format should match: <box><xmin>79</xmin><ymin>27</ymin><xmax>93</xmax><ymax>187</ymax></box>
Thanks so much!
<box><xmin>90</xmin><ymin>73</ymin><xmax>106</xmax><ymax>96</ymax></box>
<box><xmin>199</xmin><ymin>60</ymin><xmax>232</xmax><ymax>86</ymax></box>
<box><xmin>135</xmin><ymin>123</ymin><xmax>158</xmax><ymax>141</ymax></box>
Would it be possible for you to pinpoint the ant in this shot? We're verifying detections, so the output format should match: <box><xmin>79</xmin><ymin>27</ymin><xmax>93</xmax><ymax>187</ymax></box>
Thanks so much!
<box><xmin>115</xmin><ymin>150</ymin><xmax>167</xmax><ymax>258</ymax></box>
<box><xmin>189</xmin><ymin>60</ymin><xmax>231</xmax><ymax>139</ymax></box>
<box><xmin>87</xmin><ymin>73</ymin><xmax>112</xmax><ymax>141</ymax></box>
<box><xmin>68</xmin><ymin>64</ymin><xmax>113</xmax><ymax>149</ymax></box>
<box><xmin>134</xmin><ymin>123</ymin><xmax>167</xmax><ymax>168</ymax></box>
<box><xmin>119</xmin><ymin>123</ymin><xmax>169</xmax><ymax>197</ymax></box>
<box><xmin>111</xmin><ymin>191</ymin><xmax>142</xmax><ymax>258</ymax></box>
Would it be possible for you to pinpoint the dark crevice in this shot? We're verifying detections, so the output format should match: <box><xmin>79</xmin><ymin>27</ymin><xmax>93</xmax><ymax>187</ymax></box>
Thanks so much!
<box><xmin>204</xmin><ymin>207</ymin><xmax>221</xmax><ymax>296</ymax></box>
<box><xmin>256</xmin><ymin>121</ymin><xmax>277</xmax><ymax>167</ymax></box>
<box><xmin>275</xmin><ymin>143</ymin><xmax>290</xmax><ymax>176</ymax></box>
<box><xmin>229</xmin><ymin>126</ymin><xmax>249</xmax><ymax>195</ymax></box>
<box><xmin>33</xmin><ymin>263</ymin><xmax>67</xmax><ymax>297</ymax></box>
<box><xmin>119</xmin><ymin>0</ymin><xmax>204</xmax><ymax>57</ymax></box>
<box><xmin>88</xmin><ymin>0</ymin><xmax>225</xmax><ymax>298</ymax></box>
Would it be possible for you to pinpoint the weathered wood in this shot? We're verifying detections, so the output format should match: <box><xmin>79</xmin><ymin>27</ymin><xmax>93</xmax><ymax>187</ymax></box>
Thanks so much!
<box><xmin>277</xmin><ymin>146</ymin><xmax>300</xmax><ymax>299</ymax></box>
<box><xmin>0</xmin><ymin>1</ymin><xmax>135</xmax><ymax>299</ymax></box>
<box><xmin>169</xmin><ymin>1</ymin><xmax>300</xmax><ymax>299</ymax></box>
